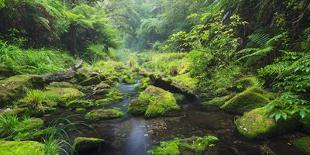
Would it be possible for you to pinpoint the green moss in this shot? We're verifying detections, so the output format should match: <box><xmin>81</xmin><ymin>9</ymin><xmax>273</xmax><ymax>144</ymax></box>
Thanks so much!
<box><xmin>95</xmin><ymin>89</ymin><xmax>125</xmax><ymax>105</ymax></box>
<box><xmin>233</xmin><ymin>76</ymin><xmax>261</xmax><ymax>92</ymax></box>
<box><xmin>128</xmin><ymin>86</ymin><xmax>180</xmax><ymax>118</ymax></box>
<box><xmin>203</xmin><ymin>94</ymin><xmax>235</xmax><ymax>107</ymax></box>
<box><xmin>0</xmin><ymin>75</ymin><xmax>44</xmax><ymax>107</ymax></box>
<box><xmin>75</xmin><ymin>108</ymin><xmax>86</xmax><ymax>112</ymax></box>
<box><xmin>19</xmin><ymin>90</ymin><xmax>58</xmax><ymax>111</ymax></box>
<box><xmin>73</xmin><ymin>137</ymin><xmax>104</xmax><ymax>152</ymax></box>
<box><xmin>14</xmin><ymin>118</ymin><xmax>44</xmax><ymax>133</ymax></box>
<box><xmin>235</xmin><ymin>107</ymin><xmax>297</xmax><ymax>139</ymax></box>
<box><xmin>85</xmin><ymin>108</ymin><xmax>124</xmax><ymax>120</ymax></box>
<box><xmin>66</xmin><ymin>100</ymin><xmax>95</xmax><ymax>108</ymax></box>
<box><xmin>293</xmin><ymin>136</ymin><xmax>310</xmax><ymax>154</ymax></box>
<box><xmin>0</xmin><ymin>140</ymin><xmax>45</xmax><ymax>155</ymax></box>
<box><xmin>14</xmin><ymin>127</ymin><xmax>57</xmax><ymax>141</ymax></box>
<box><xmin>136</xmin><ymin>77</ymin><xmax>151</xmax><ymax>90</ymax></box>
<box><xmin>44</xmin><ymin>87</ymin><xmax>85</xmax><ymax>103</ymax></box>
<box><xmin>48</xmin><ymin>82</ymin><xmax>75</xmax><ymax>88</ymax></box>
<box><xmin>123</xmin><ymin>75</ymin><xmax>136</xmax><ymax>84</ymax></box>
<box><xmin>149</xmin><ymin>136</ymin><xmax>218</xmax><ymax>155</ymax></box>
<box><xmin>170</xmin><ymin>73</ymin><xmax>198</xmax><ymax>94</ymax></box>
<box><xmin>79</xmin><ymin>75</ymin><xmax>104</xmax><ymax>86</ymax></box>
<box><xmin>221</xmin><ymin>87</ymin><xmax>270</xmax><ymax>114</ymax></box>
<box><xmin>150</xmin><ymin>139</ymin><xmax>180</xmax><ymax>155</ymax></box>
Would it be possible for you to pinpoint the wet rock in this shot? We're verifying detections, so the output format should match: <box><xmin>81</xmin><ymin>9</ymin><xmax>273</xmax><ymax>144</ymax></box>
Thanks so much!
<box><xmin>85</xmin><ymin>108</ymin><xmax>124</xmax><ymax>120</ymax></box>
<box><xmin>0</xmin><ymin>75</ymin><xmax>44</xmax><ymax>107</ymax></box>
<box><xmin>293</xmin><ymin>136</ymin><xmax>310</xmax><ymax>154</ymax></box>
<box><xmin>128</xmin><ymin>86</ymin><xmax>180</xmax><ymax>118</ymax></box>
<box><xmin>0</xmin><ymin>140</ymin><xmax>45</xmax><ymax>155</ymax></box>
<box><xmin>221</xmin><ymin>87</ymin><xmax>270</xmax><ymax>114</ymax></box>
<box><xmin>235</xmin><ymin>107</ymin><xmax>298</xmax><ymax>139</ymax></box>
<box><xmin>73</xmin><ymin>137</ymin><xmax>104</xmax><ymax>152</ymax></box>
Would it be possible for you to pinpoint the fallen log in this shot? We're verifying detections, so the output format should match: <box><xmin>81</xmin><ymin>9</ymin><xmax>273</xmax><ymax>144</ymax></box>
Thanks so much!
<box><xmin>44</xmin><ymin>60</ymin><xmax>83</xmax><ymax>83</ymax></box>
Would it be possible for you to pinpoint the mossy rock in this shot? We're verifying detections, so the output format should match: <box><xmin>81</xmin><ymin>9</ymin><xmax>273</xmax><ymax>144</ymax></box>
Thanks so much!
<box><xmin>235</xmin><ymin>107</ymin><xmax>298</xmax><ymax>139</ymax></box>
<box><xmin>202</xmin><ymin>94</ymin><xmax>235</xmax><ymax>107</ymax></box>
<box><xmin>293</xmin><ymin>136</ymin><xmax>310</xmax><ymax>154</ymax></box>
<box><xmin>123</xmin><ymin>75</ymin><xmax>136</xmax><ymax>84</ymax></box>
<box><xmin>0</xmin><ymin>75</ymin><xmax>44</xmax><ymax>107</ymax></box>
<box><xmin>85</xmin><ymin>108</ymin><xmax>124</xmax><ymax>120</ymax></box>
<box><xmin>14</xmin><ymin>127</ymin><xmax>57</xmax><ymax>141</ymax></box>
<box><xmin>128</xmin><ymin>86</ymin><xmax>180</xmax><ymax>118</ymax></box>
<box><xmin>136</xmin><ymin>77</ymin><xmax>151</xmax><ymax>91</ymax></box>
<box><xmin>149</xmin><ymin>135</ymin><xmax>218</xmax><ymax>155</ymax></box>
<box><xmin>14</xmin><ymin>118</ymin><xmax>44</xmax><ymax>133</ymax></box>
<box><xmin>79</xmin><ymin>75</ymin><xmax>105</xmax><ymax>86</ymax></box>
<box><xmin>48</xmin><ymin>82</ymin><xmax>75</xmax><ymax>88</ymax></box>
<box><xmin>44</xmin><ymin>87</ymin><xmax>85</xmax><ymax>103</ymax></box>
<box><xmin>170</xmin><ymin>73</ymin><xmax>198</xmax><ymax>95</ymax></box>
<box><xmin>232</xmin><ymin>76</ymin><xmax>261</xmax><ymax>92</ymax></box>
<box><xmin>221</xmin><ymin>87</ymin><xmax>270</xmax><ymax>114</ymax></box>
<box><xmin>73</xmin><ymin>137</ymin><xmax>104</xmax><ymax>152</ymax></box>
<box><xmin>95</xmin><ymin>89</ymin><xmax>125</xmax><ymax>106</ymax></box>
<box><xmin>0</xmin><ymin>140</ymin><xmax>45</xmax><ymax>155</ymax></box>
<box><xmin>0</xmin><ymin>107</ymin><xmax>28</xmax><ymax>117</ymax></box>
<box><xmin>65</xmin><ymin>100</ymin><xmax>95</xmax><ymax>109</ymax></box>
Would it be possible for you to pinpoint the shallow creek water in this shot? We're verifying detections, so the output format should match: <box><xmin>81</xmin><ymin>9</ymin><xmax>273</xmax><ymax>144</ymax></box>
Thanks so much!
<box><xmin>44</xmin><ymin>82</ymin><xmax>308</xmax><ymax>155</ymax></box>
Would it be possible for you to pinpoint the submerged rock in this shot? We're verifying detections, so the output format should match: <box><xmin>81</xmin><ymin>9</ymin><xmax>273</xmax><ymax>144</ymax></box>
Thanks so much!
<box><xmin>128</xmin><ymin>86</ymin><xmax>180</xmax><ymax>118</ymax></box>
<box><xmin>85</xmin><ymin>108</ymin><xmax>124</xmax><ymax>120</ymax></box>
<box><xmin>235</xmin><ymin>107</ymin><xmax>297</xmax><ymax>139</ymax></box>
<box><xmin>0</xmin><ymin>75</ymin><xmax>44</xmax><ymax>107</ymax></box>
<box><xmin>221</xmin><ymin>87</ymin><xmax>270</xmax><ymax>114</ymax></box>
<box><xmin>0</xmin><ymin>140</ymin><xmax>45</xmax><ymax>155</ymax></box>
<box><xmin>73</xmin><ymin>137</ymin><xmax>104</xmax><ymax>152</ymax></box>
<box><xmin>293</xmin><ymin>136</ymin><xmax>310</xmax><ymax>154</ymax></box>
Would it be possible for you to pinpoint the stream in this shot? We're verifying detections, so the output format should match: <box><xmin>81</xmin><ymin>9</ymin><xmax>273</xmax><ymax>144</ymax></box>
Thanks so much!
<box><xmin>45</xmin><ymin>81</ymin><xmax>308</xmax><ymax>155</ymax></box>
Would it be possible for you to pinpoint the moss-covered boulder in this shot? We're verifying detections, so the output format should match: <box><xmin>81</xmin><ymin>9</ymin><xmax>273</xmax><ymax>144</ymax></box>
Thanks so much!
<box><xmin>73</xmin><ymin>137</ymin><xmax>104</xmax><ymax>152</ymax></box>
<box><xmin>136</xmin><ymin>77</ymin><xmax>151</xmax><ymax>91</ymax></box>
<box><xmin>0</xmin><ymin>75</ymin><xmax>44</xmax><ymax>107</ymax></box>
<box><xmin>149</xmin><ymin>135</ymin><xmax>218</xmax><ymax>155</ymax></box>
<box><xmin>231</xmin><ymin>76</ymin><xmax>261</xmax><ymax>92</ymax></box>
<box><xmin>202</xmin><ymin>94</ymin><xmax>235</xmax><ymax>107</ymax></box>
<box><xmin>47</xmin><ymin>82</ymin><xmax>75</xmax><ymax>88</ymax></box>
<box><xmin>0</xmin><ymin>140</ymin><xmax>45</xmax><ymax>155</ymax></box>
<box><xmin>95</xmin><ymin>89</ymin><xmax>125</xmax><ymax>106</ymax></box>
<box><xmin>235</xmin><ymin>107</ymin><xmax>297</xmax><ymax>139</ymax></box>
<box><xmin>221</xmin><ymin>87</ymin><xmax>270</xmax><ymax>114</ymax></box>
<box><xmin>293</xmin><ymin>136</ymin><xmax>310</xmax><ymax>154</ymax></box>
<box><xmin>85</xmin><ymin>108</ymin><xmax>124</xmax><ymax>120</ymax></box>
<box><xmin>14</xmin><ymin>127</ymin><xmax>56</xmax><ymax>141</ymax></box>
<box><xmin>65</xmin><ymin>100</ymin><xmax>95</xmax><ymax>109</ymax></box>
<box><xmin>123</xmin><ymin>75</ymin><xmax>136</xmax><ymax>84</ymax></box>
<box><xmin>44</xmin><ymin>86</ymin><xmax>85</xmax><ymax>103</ymax></box>
<box><xmin>14</xmin><ymin>118</ymin><xmax>44</xmax><ymax>133</ymax></box>
<box><xmin>128</xmin><ymin>86</ymin><xmax>180</xmax><ymax>118</ymax></box>
<box><xmin>79</xmin><ymin>75</ymin><xmax>105</xmax><ymax>86</ymax></box>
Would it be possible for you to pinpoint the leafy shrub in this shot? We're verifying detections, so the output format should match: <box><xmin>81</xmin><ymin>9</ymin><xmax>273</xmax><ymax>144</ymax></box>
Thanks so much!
<box><xmin>266</xmin><ymin>92</ymin><xmax>309</xmax><ymax>121</ymax></box>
